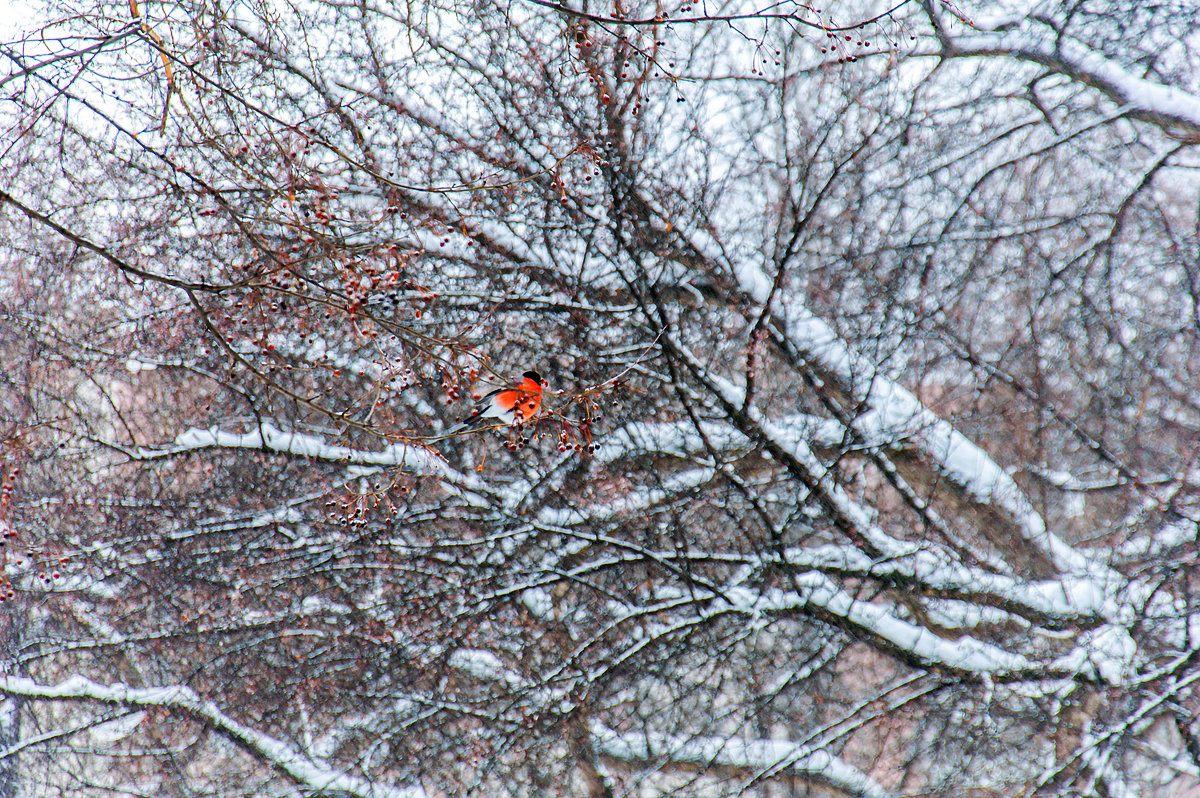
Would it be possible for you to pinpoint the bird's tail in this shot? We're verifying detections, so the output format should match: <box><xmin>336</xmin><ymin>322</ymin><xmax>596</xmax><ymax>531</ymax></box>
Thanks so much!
<box><xmin>440</xmin><ymin>411</ymin><xmax>501</xmax><ymax>438</ymax></box>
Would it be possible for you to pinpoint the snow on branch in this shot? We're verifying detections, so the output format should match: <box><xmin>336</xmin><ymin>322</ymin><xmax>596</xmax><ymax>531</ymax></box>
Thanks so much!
<box><xmin>595</xmin><ymin>416</ymin><xmax>845</xmax><ymax>463</ymax></box>
<box><xmin>0</xmin><ymin>675</ymin><xmax>427</xmax><ymax>798</ymax></box>
<box><xmin>728</xmin><ymin>258</ymin><xmax>1102</xmax><ymax>578</ymax></box>
<box><xmin>627</xmin><ymin>178</ymin><xmax>1097</xmax><ymax>579</ymax></box>
<box><xmin>774</xmin><ymin>543</ymin><xmax>1109</xmax><ymax>628</ymax></box>
<box><xmin>446</xmin><ymin>631</ymin><xmax>891</xmax><ymax>797</ymax></box>
<box><xmin>591</xmin><ymin>725</ymin><xmax>888</xmax><ymax>798</ymax></box>
<box><xmin>721</xmin><ymin>579</ymin><xmax>1037</xmax><ymax>675</ymax></box>
<box><xmin>639</xmin><ymin>338</ymin><xmax>1148</xmax><ymax>682</ymax></box>
<box><xmin>936</xmin><ymin>20</ymin><xmax>1200</xmax><ymax>141</ymax></box>
<box><xmin>125</xmin><ymin>423</ymin><xmax>501</xmax><ymax>505</ymax></box>
<box><xmin>550</xmin><ymin>556</ymin><xmax>1041</xmax><ymax>679</ymax></box>
<box><xmin>587</xmin><ymin>419</ymin><xmax>1110</xmax><ymax>626</ymax></box>
<box><xmin>133</xmin><ymin>423</ymin><xmax>442</xmax><ymax>472</ymax></box>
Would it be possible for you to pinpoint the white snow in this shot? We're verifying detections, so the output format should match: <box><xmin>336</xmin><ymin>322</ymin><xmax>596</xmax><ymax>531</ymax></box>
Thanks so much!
<box><xmin>591</xmin><ymin>725</ymin><xmax>887</xmax><ymax>798</ymax></box>
<box><xmin>89</xmin><ymin>711</ymin><xmax>146</xmax><ymax>742</ymax></box>
<box><xmin>930</xmin><ymin>12</ymin><xmax>1200</xmax><ymax>138</ymax></box>
<box><xmin>0</xmin><ymin>675</ymin><xmax>426</xmax><ymax>798</ymax></box>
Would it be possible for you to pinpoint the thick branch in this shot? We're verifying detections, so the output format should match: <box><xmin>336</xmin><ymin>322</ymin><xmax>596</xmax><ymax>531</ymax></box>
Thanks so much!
<box><xmin>0</xmin><ymin>676</ymin><xmax>425</xmax><ymax>798</ymax></box>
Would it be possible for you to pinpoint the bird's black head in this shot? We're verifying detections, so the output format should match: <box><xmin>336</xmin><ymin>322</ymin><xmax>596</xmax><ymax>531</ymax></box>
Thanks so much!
<box><xmin>523</xmin><ymin>370</ymin><xmax>545</xmax><ymax>385</ymax></box>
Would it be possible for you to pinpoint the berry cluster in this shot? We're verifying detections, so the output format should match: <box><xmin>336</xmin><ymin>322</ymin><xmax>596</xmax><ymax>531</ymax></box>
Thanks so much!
<box><xmin>556</xmin><ymin>419</ymin><xmax>595</xmax><ymax>454</ymax></box>
<box><xmin>0</xmin><ymin>466</ymin><xmax>14</xmax><ymax>515</ymax></box>
<box><xmin>445</xmin><ymin>366</ymin><xmax>481</xmax><ymax>405</ymax></box>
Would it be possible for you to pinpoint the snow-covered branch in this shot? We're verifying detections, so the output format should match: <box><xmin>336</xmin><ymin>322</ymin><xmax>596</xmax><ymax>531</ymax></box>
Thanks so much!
<box><xmin>731</xmin><ymin>261</ymin><xmax>1102</xmax><ymax>579</ymax></box>
<box><xmin>932</xmin><ymin>16</ymin><xmax>1200</xmax><ymax>140</ymax></box>
<box><xmin>0</xmin><ymin>676</ymin><xmax>426</xmax><ymax>798</ymax></box>
<box><xmin>131</xmin><ymin>423</ymin><xmax>440</xmax><ymax>471</ymax></box>
<box><xmin>592</xmin><ymin>725</ymin><xmax>887</xmax><ymax>798</ymax></box>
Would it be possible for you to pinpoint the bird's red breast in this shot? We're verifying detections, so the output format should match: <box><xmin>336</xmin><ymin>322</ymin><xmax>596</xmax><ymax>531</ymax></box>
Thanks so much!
<box><xmin>470</xmin><ymin>370</ymin><xmax>545</xmax><ymax>425</ymax></box>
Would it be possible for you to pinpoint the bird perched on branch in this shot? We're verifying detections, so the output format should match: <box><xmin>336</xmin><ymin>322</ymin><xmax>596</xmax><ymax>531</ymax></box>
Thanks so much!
<box><xmin>457</xmin><ymin>370</ymin><xmax>546</xmax><ymax>430</ymax></box>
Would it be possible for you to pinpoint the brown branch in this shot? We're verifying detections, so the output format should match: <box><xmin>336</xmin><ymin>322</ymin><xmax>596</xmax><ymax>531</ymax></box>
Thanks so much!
<box><xmin>523</xmin><ymin>0</ymin><xmax>913</xmax><ymax>33</ymax></box>
<box><xmin>0</xmin><ymin>188</ymin><xmax>231</xmax><ymax>294</ymax></box>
